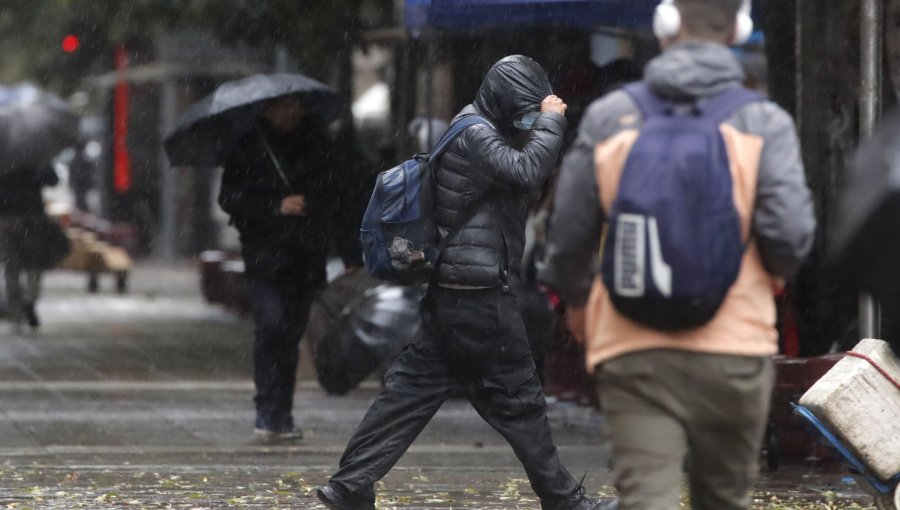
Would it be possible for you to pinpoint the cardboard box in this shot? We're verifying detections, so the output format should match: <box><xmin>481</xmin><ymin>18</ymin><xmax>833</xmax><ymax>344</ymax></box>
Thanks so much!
<box><xmin>799</xmin><ymin>338</ymin><xmax>900</xmax><ymax>481</ymax></box>
<box><xmin>59</xmin><ymin>228</ymin><xmax>131</xmax><ymax>273</ymax></box>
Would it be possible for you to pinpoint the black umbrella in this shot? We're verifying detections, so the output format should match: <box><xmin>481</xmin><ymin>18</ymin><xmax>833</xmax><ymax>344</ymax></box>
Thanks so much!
<box><xmin>164</xmin><ymin>73</ymin><xmax>342</xmax><ymax>167</ymax></box>
<box><xmin>0</xmin><ymin>84</ymin><xmax>79</xmax><ymax>174</ymax></box>
<box><xmin>830</xmin><ymin>108</ymin><xmax>900</xmax><ymax>357</ymax></box>
<box><xmin>830</xmin><ymin>108</ymin><xmax>900</xmax><ymax>297</ymax></box>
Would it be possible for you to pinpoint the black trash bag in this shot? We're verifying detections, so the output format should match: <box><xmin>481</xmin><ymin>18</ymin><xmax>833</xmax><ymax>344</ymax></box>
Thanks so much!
<box><xmin>309</xmin><ymin>271</ymin><xmax>424</xmax><ymax>395</ymax></box>
<box><xmin>307</xmin><ymin>271</ymin><xmax>380</xmax><ymax>395</ymax></box>
<box><xmin>349</xmin><ymin>284</ymin><xmax>425</xmax><ymax>363</ymax></box>
<box><xmin>313</xmin><ymin>312</ymin><xmax>383</xmax><ymax>396</ymax></box>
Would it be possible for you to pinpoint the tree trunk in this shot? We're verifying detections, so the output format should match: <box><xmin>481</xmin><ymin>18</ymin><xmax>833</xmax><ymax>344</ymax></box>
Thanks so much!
<box><xmin>791</xmin><ymin>0</ymin><xmax>862</xmax><ymax>355</ymax></box>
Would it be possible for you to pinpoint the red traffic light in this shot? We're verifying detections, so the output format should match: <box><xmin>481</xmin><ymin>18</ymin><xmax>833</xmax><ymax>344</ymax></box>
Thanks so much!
<box><xmin>62</xmin><ymin>35</ymin><xmax>80</xmax><ymax>53</ymax></box>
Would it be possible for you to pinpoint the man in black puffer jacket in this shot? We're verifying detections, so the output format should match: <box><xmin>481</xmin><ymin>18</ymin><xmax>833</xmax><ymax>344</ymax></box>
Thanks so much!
<box><xmin>317</xmin><ymin>56</ymin><xmax>611</xmax><ymax>510</ymax></box>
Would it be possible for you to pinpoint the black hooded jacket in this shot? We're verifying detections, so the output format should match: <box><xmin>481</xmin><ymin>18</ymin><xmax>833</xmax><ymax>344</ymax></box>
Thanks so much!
<box><xmin>218</xmin><ymin>119</ymin><xmax>366</xmax><ymax>285</ymax></box>
<box><xmin>433</xmin><ymin>55</ymin><xmax>566</xmax><ymax>287</ymax></box>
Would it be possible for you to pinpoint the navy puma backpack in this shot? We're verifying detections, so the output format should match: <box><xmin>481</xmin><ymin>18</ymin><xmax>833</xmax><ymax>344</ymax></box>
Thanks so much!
<box><xmin>600</xmin><ymin>83</ymin><xmax>762</xmax><ymax>330</ymax></box>
<box><xmin>360</xmin><ymin>116</ymin><xmax>487</xmax><ymax>284</ymax></box>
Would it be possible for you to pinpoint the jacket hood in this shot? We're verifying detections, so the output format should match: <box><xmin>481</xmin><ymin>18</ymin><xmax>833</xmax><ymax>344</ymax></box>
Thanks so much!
<box><xmin>644</xmin><ymin>42</ymin><xmax>745</xmax><ymax>101</ymax></box>
<box><xmin>474</xmin><ymin>55</ymin><xmax>552</xmax><ymax>128</ymax></box>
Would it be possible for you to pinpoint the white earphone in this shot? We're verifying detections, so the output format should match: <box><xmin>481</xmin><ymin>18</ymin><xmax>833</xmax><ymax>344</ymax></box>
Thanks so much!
<box><xmin>653</xmin><ymin>0</ymin><xmax>754</xmax><ymax>45</ymax></box>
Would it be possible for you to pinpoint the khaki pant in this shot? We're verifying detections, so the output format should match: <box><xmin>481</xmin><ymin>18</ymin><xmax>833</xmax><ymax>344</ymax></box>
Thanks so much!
<box><xmin>595</xmin><ymin>349</ymin><xmax>774</xmax><ymax>510</ymax></box>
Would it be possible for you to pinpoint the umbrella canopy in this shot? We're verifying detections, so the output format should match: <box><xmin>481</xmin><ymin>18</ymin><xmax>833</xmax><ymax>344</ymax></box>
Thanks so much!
<box><xmin>830</xmin><ymin>109</ymin><xmax>900</xmax><ymax>299</ymax></box>
<box><xmin>0</xmin><ymin>84</ymin><xmax>79</xmax><ymax>174</ymax></box>
<box><xmin>164</xmin><ymin>73</ymin><xmax>343</xmax><ymax>167</ymax></box>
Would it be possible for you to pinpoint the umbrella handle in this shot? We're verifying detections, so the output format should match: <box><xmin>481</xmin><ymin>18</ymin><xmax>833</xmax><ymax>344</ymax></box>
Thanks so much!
<box><xmin>257</xmin><ymin>128</ymin><xmax>296</xmax><ymax>194</ymax></box>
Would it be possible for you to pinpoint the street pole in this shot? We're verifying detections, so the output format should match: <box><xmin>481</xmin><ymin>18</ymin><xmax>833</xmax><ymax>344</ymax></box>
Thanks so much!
<box><xmin>859</xmin><ymin>0</ymin><xmax>883</xmax><ymax>339</ymax></box>
<box><xmin>158</xmin><ymin>79</ymin><xmax>178</xmax><ymax>262</ymax></box>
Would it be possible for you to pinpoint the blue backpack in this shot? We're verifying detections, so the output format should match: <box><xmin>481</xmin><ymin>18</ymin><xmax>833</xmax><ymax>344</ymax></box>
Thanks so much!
<box><xmin>600</xmin><ymin>83</ymin><xmax>762</xmax><ymax>330</ymax></box>
<box><xmin>361</xmin><ymin>116</ymin><xmax>487</xmax><ymax>284</ymax></box>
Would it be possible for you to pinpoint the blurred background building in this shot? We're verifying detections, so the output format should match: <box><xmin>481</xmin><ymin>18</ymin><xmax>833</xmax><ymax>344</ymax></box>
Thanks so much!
<box><xmin>1</xmin><ymin>0</ymin><xmax>898</xmax><ymax>356</ymax></box>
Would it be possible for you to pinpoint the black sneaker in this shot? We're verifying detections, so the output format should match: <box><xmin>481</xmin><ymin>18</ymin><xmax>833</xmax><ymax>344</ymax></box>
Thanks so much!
<box><xmin>547</xmin><ymin>483</ymin><xmax>619</xmax><ymax>510</ymax></box>
<box><xmin>569</xmin><ymin>485</ymin><xmax>619</xmax><ymax>510</ymax></box>
<box><xmin>316</xmin><ymin>484</ymin><xmax>375</xmax><ymax>510</ymax></box>
<box><xmin>254</xmin><ymin>414</ymin><xmax>303</xmax><ymax>440</ymax></box>
<box><xmin>23</xmin><ymin>303</ymin><xmax>39</xmax><ymax>330</ymax></box>
<box><xmin>575</xmin><ymin>497</ymin><xmax>619</xmax><ymax>510</ymax></box>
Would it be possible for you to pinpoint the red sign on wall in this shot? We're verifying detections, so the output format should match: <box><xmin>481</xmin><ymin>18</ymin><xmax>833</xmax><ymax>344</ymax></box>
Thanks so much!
<box><xmin>113</xmin><ymin>44</ymin><xmax>131</xmax><ymax>194</ymax></box>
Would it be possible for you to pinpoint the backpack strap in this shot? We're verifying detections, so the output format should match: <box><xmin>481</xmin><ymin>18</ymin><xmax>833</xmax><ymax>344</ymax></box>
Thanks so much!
<box><xmin>426</xmin><ymin>115</ymin><xmax>489</xmax><ymax>275</ymax></box>
<box><xmin>624</xmin><ymin>82</ymin><xmax>764</xmax><ymax>123</ymax></box>
<box><xmin>257</xmin><ymin>128</ymin><xmax>297</xmax><ymax>193</ymax></box>
<box><xmin>701</xmin><ymin>87</ymin><xmax>763</xmax><ymax>249</ymax></box>
<box><xmin>700</xmin><ymin>87</ymin><xmax>764</xmax><ymax>123</ymax></box>
<box><xmin>427</xmin><ymin>115</ymin><xmax>488</xmax><ymax>162</ymax></box>
<box><xmin>623</xmin><ymin>82</ymin><xmax>671</xmax><ymax>119</ymax></box>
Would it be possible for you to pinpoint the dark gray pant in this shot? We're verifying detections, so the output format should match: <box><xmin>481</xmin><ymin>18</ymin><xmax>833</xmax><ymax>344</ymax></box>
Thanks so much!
<box><xmin>246</xmin><ymin>278</ymin><xmax>315</xmax><ymax>423</ymax></box>
<box><xmin>0</xmin><ymin>218</ymin><xmax>41</xmax><ymax>328</ymax></box>
<box><xmin>330</xmin><ymin>286</ymin><xmax>580</xmax><ymax>509</ymax></box>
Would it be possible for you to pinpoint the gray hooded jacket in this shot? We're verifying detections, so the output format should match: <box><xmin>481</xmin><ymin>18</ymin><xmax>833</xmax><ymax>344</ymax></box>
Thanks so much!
<box><xmin>433</xmin><ymin>55</ymin><xmax>566</xmax><ymax>288</ymax></box>
<box><xmin>541</xmin><ymin>42</ymin><xmax>816</xmax><ymax>306</ymax></box>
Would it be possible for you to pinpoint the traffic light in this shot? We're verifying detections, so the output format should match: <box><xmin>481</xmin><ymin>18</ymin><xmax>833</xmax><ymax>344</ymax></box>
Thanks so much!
<box><xmin>61</xmin><ymin>34</ymin><xmax>80</xmax><ymax>53</ymax></box>
<box><xmin>52</xmin><ymin>21</ymin><xmax>110</xmax><ymax>93</ymax></box>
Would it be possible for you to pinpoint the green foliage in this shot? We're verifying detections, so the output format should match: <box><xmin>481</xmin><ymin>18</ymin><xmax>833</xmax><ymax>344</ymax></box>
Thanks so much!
<box><xmin>0</xmin><ymin>0</ymin><xmax>182</xmax><ymax>92</ymax></box>
<box><xmin>0</xmin><ymin>2</ymin><xmax>71</xmax><ymax>86</ymax></box>
<box><xmin>0</xmin><ymin>0</ymin><xmax>395</xmax><ymax>93</ymax></box>
<box><xmin>187</xmin><ymin>0</ymin><xmax>395</xmax><ymax>78</ymax></box>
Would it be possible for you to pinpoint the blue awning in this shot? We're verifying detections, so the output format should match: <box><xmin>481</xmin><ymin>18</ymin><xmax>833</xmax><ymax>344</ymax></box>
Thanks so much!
<box><xmin>405</xmin><ymin>0</ymin><xmax>658</xmax><ymax>35</ymax></box>
<box><xmin>406</xmin><ymin>0</ymin><xmax>764</xmax><ymax>37</ymax></box>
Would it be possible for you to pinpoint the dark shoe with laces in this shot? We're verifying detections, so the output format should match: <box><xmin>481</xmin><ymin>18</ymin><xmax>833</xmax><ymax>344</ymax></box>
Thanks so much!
<box><xmin>254</xmin><ymin>413</ymin><xmax>302</xmax><ymax>440</ymax></box>
<box><xmin>547</xmin><ymin>484</ymin><xmax>619</xmax><ymax>510</ymax></box>
<box><xmin>571</xmin><ymin>484</ymin><xmax>619</xmax><ymax>510</ymax></box>
<box><xmin>316</xmin><ymin>484</ymin><xmax>375</xmax><ymax>510</ymax></box>
<box><xmin>574</xmin><ymin>497</ymin><xmax>619</xmax><ymax>510</ymax></box>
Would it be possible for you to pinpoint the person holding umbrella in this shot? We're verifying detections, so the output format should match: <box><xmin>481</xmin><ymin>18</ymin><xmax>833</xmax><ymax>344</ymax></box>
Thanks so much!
<box><xmin>166</xmin><ymin>74</ymin><xmax>366</xmax><ymax>439</ymax></box>
<box><xmin>0</xmin><ymin>163</ymin><xmax>65</xmax><ymax>332</ymax></box>
<box><xmin>0</xmin><ymin>84</ymin><xmax>78</xmax><ymax>333</ymax></box>
<box><xmin>222</xmin><ymin>96</ymin><xmax>363</xmax><ymax>438</ymax></box>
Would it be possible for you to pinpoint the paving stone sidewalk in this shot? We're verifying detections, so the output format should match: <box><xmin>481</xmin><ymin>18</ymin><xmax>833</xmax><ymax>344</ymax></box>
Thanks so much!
<box><xmin>0</xmin><ymin>263</ymin><xmax>877</xmax><ymax>509</ymax></box>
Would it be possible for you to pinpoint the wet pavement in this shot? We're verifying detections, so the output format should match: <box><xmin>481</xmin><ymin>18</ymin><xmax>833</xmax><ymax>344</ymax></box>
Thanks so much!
<box><xmin>0</xmin><ymin>263</ymin><xmax>882</xmax><ymax>509</ymax></box>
